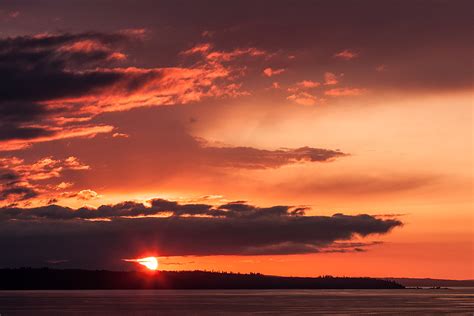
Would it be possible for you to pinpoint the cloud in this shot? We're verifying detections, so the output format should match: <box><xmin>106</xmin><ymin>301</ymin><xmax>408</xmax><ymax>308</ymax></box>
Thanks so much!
<box><xmin>285</xmin><ymin>80</ymin><xmax>321</xmax><ymax>105</ymax></box>
<box><xmin>324</xmin><ymin>72</ymin><xmax>339</xmax><ymax>85</ymax></box>
<box><xmin>182</xmin><ymin>42</ymin><xmax>266</xmax><ymax>62</ymax></box>
<box><xmin>375</xmin><ymin>64</ymin><xmax>387</xmax><ymax>72</ymax></box>
<box><xmin>325</xmin><ymin>88</ymin><xmax>367</xmax><ymax>96</ymax></box>
<box><xmin>201</xmin><ymin>145</ymin><xmax>347</xmax><ymax>169</ymax></box>
<box><xmin>0</xmin><ymin>33</ymin><xmax>267</xmax><ymax>150</ymax></box>
<box><xmin>0</xmin><ymin>101</ymin><xmax>53</xmax><ymax>142</ymax></box>
<box><xmin>0</xmin><ymin>10</ymin><xmax>20</xmax><ymax>20</ymax></box>
<box><xmin>0</xmin><ymin>156</ymin><xmax>90</xmax><ymax>206</ymax></box>
<box><xmin>56</xmin><ymin>182</ymin><xmax>73</xmax><ymax>190</ymax></box>
<box><xmin>0</xmin><ymin>186</ymin><xmax>38</xmax><ymax>203</ymax></box>
<box><xmin>263</xmin><ymin>67</ymin><xmax>285</xmax><ymax>77</ymax></box>
<box><xmin>0</xmin><ymin>32</ymin><xmax>128</xmax><ymax>149</ymax></box>
<box><xmin>287</xmin><ymin>92</ymin><xmax>318</xmax><ymax>106</ymax></box>
<box><xmin>0</xmin><ymin>166</ymin><xmax>38</xmax><ymax>204</ymax></box>
<box><xmin>112</xmin><ymin>132</ymin><xmax>129</xmax><ymax>138</ymax></box>
<box><xmin>271</xmin><ymin>82</ymin><xmax>281</xmax><ymax>89</ymax></box>
<box><xmin>333</xmin><ymin>49</ymin><xmax>358</xmax><ymax>60</ymax></box>
<box><xmin>65</xmin><ymin>189</ymin><xmax>101</xmax><ymax>201</ymax></box>
<box><xmin>296</xmin><ymin>80</ymin><xmax>320</xmax><ymax>89</ymax></box>
<box><xmin>0</xmin><ymin>156</ymin><xmax>89</xmax><ymax>181</ymax></box>
<box><xmin>0</xmin><ymin>198</ymin><xmax>402</xmax><ymax>268</ymax></box>
<box><xmin>182</xmin><ymin>43</ymin><xmax>212</xmax><ymax>55</ymax></box>
<box><xmin>0</xmin><ymin>125</ymin><xmax>115</xmax><ymax>151</ymax></box>
<box><xmin>8</xmin><ymin>11</ymin><xmax>20</xmax><ymax>18</ymax></box>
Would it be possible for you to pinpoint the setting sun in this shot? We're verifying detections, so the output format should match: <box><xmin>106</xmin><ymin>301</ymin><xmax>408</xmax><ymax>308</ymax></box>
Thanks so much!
<box><xmin>138</xmin><ymin>257</ymin><xmax>159</xmax><ymax>270</ymax></box>
<box><xmin>123</xmin><ymin>257</ymin><xmax>159</xmax><ymax>270</ymax></box>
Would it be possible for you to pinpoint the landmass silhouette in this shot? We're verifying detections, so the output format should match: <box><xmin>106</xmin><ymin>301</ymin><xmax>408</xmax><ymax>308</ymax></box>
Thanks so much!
<box><xmin>0</xmin><ymin>268</ymin><xmax>404</xmax><ymax>290</ymax></box>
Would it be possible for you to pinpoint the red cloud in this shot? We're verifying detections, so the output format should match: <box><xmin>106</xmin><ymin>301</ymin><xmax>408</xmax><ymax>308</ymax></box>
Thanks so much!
<box><xmin>0</xmin><ymin>156</ymin><xmax>90</xmax><ymax>206</ymax></box>
<box><xmin>263</xmin><ymin>67</ymin><xmax>286</xmax><ymax>77</ymax></box>
<box><xmin>182</xmin><ymin>43</ymin><xmax>212</xmax><ymax>55</ymax></box>
<box><xmin>324</xmin><ymin>88</ymin><xmax>367</xmax><ymax>96</ymax></box>
<box><xmin>376</xmin><ymin>64</ymin><xmax>388</xmax><ymax>72</ymax></box>
<box><xmin>334</xmin><ymin>49</ymin><xmax>358</xmax><ymax>60</ymax></box>
<box><xmin>61</xmin><ymin>189</ymin><xmax>101</xmax><ymax>201</ymax></box>
<box><xmin>297</xmin><ymin>80</ymin><xmax>320</xmax><ymax>88</ymax></box>
<box><xmin>324</xmin><ymin>72</ymin><xmax>339</xmax><ymax>85</ymax></box>
<box><xmin>8</xmin><ymin>11</ymin><xmax>20</xmax><ymax>18</ymax></box>
<box><xmin>0</xmin><ymin>156</ymin><xmax>89</xmax><ymax>182</ymax></box>
<box><xmin>0</xmin><ymin>125</ymin><xmax>114</xmax><ymax>151</ymax></box>
<box><xmin>287</xmin><ymin>92</ymin><xmax>318</xmax><ymax>106</ymax></box>
<box><xmin>183</xmin><ymin>43</ymin><xmax>266</xmax><ymax>62</ymax></box>
<box><xmin>119</xmin><ymin>28</ymin><xmax>148</xmax><ymax>39</ymax></box>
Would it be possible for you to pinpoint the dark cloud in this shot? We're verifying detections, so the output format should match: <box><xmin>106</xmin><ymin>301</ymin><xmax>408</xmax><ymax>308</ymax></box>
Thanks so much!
<box><xmin>0</xmin><ymin>124</ymin><xmax>54</xmax><ymax>142</ymax></box>
<box><xmin>0</xmin><ymin>101</ymin><xmax>53</xmax><ymax>141</ymax></box>
<box><xmin>203</xmin><ymin>146</ymin><xmax>346</xmax><ymax>169</ymax></box>
<box><xmin>0</xmin><ymin>33</ymin><xmax>127</xmax><ymax>144</ymax></box>
<box><xmin>0</xmin><ymin>168</ymin><xmax>38</xmax><ymax>203</ymax></box>
<box><xmin>0</xmin><ymin>101</ymin><xmax>47</xmax><ymax>122</ymax></box>
<box><xmin>0</xmin><ymin>199</ymin><xmax>305</xmax><ymax>220</ymax></box>
<box><xmin>0</xmin><ymin>186</ymin><xmax>38</xmax><ymax>202</ymax></box>
<box><xmin>0</xmin><ymin>171</ymin><xmax>19</xmax><ymax>181</ymax></box>
<box><xmin>0</xmin><ymin>33</ymin><xmax>128</xmax><ymax>103</ymax></box>
<box><xmin>0</xmin><ymin>199</ymin><xmax>401</xmax><ymax>268</ymax></box>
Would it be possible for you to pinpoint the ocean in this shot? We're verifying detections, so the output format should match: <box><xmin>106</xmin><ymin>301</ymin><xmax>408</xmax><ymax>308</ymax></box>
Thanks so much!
<box><xmin>0</xmin><ymin>288</ymin><xmax>473</xmax><ymax>315</ymax></box>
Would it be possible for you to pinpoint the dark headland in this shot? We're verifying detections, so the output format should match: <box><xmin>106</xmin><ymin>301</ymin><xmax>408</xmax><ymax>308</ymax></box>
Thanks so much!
<box><xmin>383</xmin><ymin>277</ymin><xmax>474</xmax><ymax>288</ymax></box>
<box><xmin>0</xmin><ymin>268</ymin><xmax>404</xmax><ymax>290</ymax></box>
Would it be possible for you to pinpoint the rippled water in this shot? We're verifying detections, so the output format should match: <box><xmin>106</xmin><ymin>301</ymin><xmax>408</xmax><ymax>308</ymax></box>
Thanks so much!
<box><xmin>0</xmin><ymin>288</ymin><xmax>473</xmax><ymax>315</ymax></box>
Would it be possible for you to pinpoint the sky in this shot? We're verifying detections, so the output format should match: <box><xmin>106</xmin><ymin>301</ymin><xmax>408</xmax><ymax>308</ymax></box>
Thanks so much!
<box><xmin>0</xmin><ymin>0</ymin><xmax>472</xmax><ymax>279</ymax></box>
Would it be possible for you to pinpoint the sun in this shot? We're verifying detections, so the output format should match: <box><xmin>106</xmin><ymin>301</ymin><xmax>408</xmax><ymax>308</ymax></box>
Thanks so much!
<box><xmin>123</xmin><ymin>256</ymin><xmax>159</xmax><ymax>270</ymax></box>
<box><xmin>137</xmin><ymin>257</ymin><xmax>159</xmax><ymax>270</ymax></box>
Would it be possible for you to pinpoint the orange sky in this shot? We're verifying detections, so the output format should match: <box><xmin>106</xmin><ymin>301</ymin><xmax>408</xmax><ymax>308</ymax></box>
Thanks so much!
<box><xmin>0</xmin><ymin>0</ymin><xmax>472</xmax><ymax>279</ymax></box>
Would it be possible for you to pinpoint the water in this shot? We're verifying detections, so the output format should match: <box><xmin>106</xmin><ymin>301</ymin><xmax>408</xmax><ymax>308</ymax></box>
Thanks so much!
<box><xmin>0</xmin><ymin>288</ymin><xmax>473</xmax><ymax>315</ymax></box>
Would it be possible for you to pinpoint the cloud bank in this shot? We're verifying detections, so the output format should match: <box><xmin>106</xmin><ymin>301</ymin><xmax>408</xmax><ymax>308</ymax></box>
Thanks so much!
<box><xmin>0</xmin><ymin>198</ymin><xmax>402</xmax><ymax>268</ymax></box>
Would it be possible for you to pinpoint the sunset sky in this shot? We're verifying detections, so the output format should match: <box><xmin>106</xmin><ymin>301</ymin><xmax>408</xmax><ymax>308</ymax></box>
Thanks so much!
<box><xmin>0</xmin><ymin>0</ymin><xmax>472</xmax><ymax>279</ymax></box>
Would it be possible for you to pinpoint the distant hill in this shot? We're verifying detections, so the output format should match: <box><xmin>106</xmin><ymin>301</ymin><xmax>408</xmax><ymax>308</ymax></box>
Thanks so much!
<box><xmin>0</xmin><ymin>268</ymin><xmax>403</xmax><ymax>290</ymax></box>
<box><xmin>384</xmin><ymin>278</ymin><xmax>474</xmax><ymax>287</ymax></box>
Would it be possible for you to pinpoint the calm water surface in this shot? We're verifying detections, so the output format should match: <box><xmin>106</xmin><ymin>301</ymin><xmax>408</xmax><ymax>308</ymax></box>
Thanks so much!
<box><xmin>0</xmin><ymin>288</ymin><xmax>473</xmax><ymax>315</ymax></box>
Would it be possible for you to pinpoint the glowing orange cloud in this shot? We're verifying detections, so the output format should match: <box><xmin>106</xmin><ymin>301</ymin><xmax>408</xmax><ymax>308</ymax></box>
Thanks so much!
<box><xmin>0</xmin><ymin>124</ymin><xmax>114</xmax><ymax>151</ymax></box>
<box><xmin>287</xmin><ymin>92</ymin><xmax>317</xmax><ymax>106</ymax></box>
